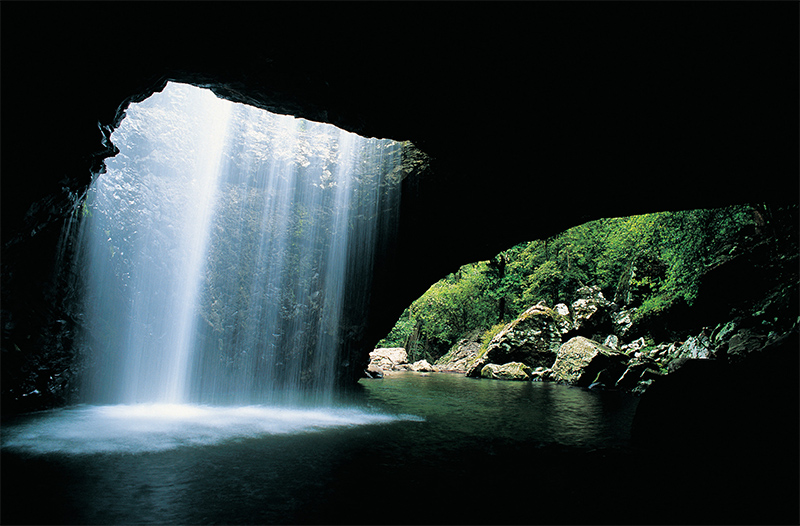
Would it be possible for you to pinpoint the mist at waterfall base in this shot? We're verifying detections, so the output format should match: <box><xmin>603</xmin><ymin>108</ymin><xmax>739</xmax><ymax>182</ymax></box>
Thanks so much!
<box><xmin>2</xmin><ymin>374</ymin><xmax>641</xmax><ymax>524</ymax></box>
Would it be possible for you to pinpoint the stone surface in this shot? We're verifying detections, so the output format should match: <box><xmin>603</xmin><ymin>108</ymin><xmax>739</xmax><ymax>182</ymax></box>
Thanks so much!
<box><xmin>480</xmin><ymin>362</ymin><xmax>532</xmax><ymax>381</ymax></box>
<box><xmin>550</xmin><ymin>336</ymin><xmax>628</xmax><ymax>386</ymax></box>
<box><xmin>408</xmin><ymin>359</ymin><xmax>436</xmax><ymax>372</ymax></box>
<box><xmin>435</xmin><ymin>335</ymin><xmax>481</xmax><ymax>372</ymax></box>
<box><xmin>726</xmin><ymin>329</ymin><xmax>767</xmax><ymax>364</ymax></box>
<box><xmin>621</xmin><ymin>337</ymin><xmax>647</xmax><ymax>354</ymax></box>
<box><xmin>571</xmin><ymin>286</ymin><xmax>615</xmax><ymax>335</ymax></box>
<box><xmin>368</xmin><ymin>348</ymin><xmax>408</xmax><ymax>371</ymax></box>
<box><xmin>553</xmin><ymin>303</ymin><xmax>574</xmax><ymax>334</ymax></box>
<box><xmin>615</xmin><ymin>354</ymin><xmax>662</xmax><ymax>390</ymax></box>
<box><xmin>611</xmin><ymin>308</ymin><xmax>635</xmax><ymax>337</ymax></box>
<box><xmin>658</xmin><ymin>334</ymin><xmax>714</xmax><ymax>367</ymax></box>
<box><xmin>468</xmin><ymin>304</ymin><xmax>562</xmax><ymax>377</ymax></box>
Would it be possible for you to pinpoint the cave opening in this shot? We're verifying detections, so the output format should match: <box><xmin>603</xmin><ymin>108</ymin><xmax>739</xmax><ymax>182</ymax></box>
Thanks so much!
<box><xmin>1</xmin><ymin>80</ymin><xmax>796</xmax><ymax>526</ymax></box>
<box><xmin>0</xmin><ymin>82</ymin><xmax>422</xmax><ymax>455</ymax></box>
<box><xmin>1</xmin><ymin>3</ymin><xmax>797</xmax><ymax>523</ymax></box>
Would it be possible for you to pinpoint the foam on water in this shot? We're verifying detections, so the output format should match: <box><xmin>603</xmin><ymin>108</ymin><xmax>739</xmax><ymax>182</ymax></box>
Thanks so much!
<box><xmin>1</xmin><ymin>404</ymin><xmax>423</xmax><ymax>455</ymax></box>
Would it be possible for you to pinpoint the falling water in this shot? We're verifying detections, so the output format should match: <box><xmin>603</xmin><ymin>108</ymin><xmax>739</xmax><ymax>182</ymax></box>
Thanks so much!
<box><xmin>74</xmin><ymin>82</ymin><xmax>404</xmax><ymax>407</ymax></box>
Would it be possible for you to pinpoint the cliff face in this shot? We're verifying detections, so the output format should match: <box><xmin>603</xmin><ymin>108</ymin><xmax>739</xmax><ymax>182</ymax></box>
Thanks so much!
<box><xmin>2</xmin><ymin>3</ymin><xmax>798</xmax><ymax>407</ymax></box>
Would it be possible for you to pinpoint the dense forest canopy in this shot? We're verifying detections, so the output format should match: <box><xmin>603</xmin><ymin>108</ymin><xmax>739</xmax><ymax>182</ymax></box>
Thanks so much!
<box><xmin>379</xmin><ymin>204</ymin><xmax>788</xmax><ymax>363</ymax></box>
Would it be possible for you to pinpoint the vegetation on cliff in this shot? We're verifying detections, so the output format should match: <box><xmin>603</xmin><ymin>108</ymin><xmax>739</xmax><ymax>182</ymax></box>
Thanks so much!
<box><xmin>378</xmin><ymin>203</ymin><xmax>796</xmax><ymax>364</ymax></box>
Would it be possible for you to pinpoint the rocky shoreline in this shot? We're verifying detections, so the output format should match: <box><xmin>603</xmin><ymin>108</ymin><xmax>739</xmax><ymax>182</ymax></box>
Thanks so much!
<box><xmin>366</xmin><ymin>239</ymin><xmax>799</xmax><ymax>397</ymax></box>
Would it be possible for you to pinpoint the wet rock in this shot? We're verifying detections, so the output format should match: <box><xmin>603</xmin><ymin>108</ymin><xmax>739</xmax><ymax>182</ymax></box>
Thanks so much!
<box><xmin>611</xmin><ymin>308</ymin><xmax>635</xmax><ymax>337</ymax></box>
<box><xmin>368</xmin><ymin>347</ymin><xmax>408</xmax><ymax>371</ymax></box>
<box><xmin>550</xmin><ymin>336</ymin><xmax>628</xmax><ymax>387</ymax></box>
<box><xmin>408</xmin><ymin>359</ymin><xmax>436</xmax><ymax>372</ymax></box>
<box><xmin>603</xmin><ymin>334</ymin><xmax>620</xmax><ymax>350</ymax></box>
<box><xmin>480</xmin><ymin>362</ymin><xmax>532</xmax><ymax>381</ymax></box>
<box><xmin>553</xmin><ymin>303</ymin><xmax>573</xmax><ymax>335</ymax></box>
<box><xmin>726</xmin><ymin>329</ymin><xmax>767</xmax><ymax>364</ymax></box>
<box><xmin>571</xmin><ymin>286</ymin><xmax>615</xmax><ymax>335</ymax></box>
<box><xmin>435</xmin><ymin>335</ymin><xmax>481</xmax><ymax>372</ymax></box>
<box><xmin>615</xmin><ymin>354</ymin><xmax>663</xmax><ymax>390</ymax></box>
<box><xmin>466</xmin><ymin>304</ymin><xmax>563</xmax><ymax>377</ymax></box>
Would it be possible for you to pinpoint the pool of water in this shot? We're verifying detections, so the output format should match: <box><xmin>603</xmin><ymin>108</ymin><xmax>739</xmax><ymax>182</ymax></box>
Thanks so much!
<box><xmin>2</xmin><ymin>373</ymin><xmax>640</xmax><ymax>524</ymax></box>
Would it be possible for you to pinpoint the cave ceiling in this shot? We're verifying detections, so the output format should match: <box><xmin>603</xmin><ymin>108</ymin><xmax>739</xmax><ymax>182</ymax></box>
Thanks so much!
<box><xmin>1</xmin><ymin>2</ymin><xmax>797</xmax><ymax>352</ymax></box>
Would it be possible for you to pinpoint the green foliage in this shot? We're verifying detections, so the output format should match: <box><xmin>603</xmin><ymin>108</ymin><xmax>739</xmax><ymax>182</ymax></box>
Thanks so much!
<box><xmin>376</xmin><ymin>308</ymin><xmax>414</xmax><ymax>348</ymax></box>
<box><xmin>478</xmin><ymin>322</ymin><xmax>507</xmax><ymax>356</ymax></box>
<box><xmin>379</xmin><ymin>204</ymin><xmax>761</xmax><ymax>355</ymax></box>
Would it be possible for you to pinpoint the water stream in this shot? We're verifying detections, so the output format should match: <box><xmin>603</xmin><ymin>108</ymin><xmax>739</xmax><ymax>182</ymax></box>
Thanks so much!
<box><xmin>74</xmin><ymin>82</ymin><xmax>402</xmax><ymax>406</ymax></box>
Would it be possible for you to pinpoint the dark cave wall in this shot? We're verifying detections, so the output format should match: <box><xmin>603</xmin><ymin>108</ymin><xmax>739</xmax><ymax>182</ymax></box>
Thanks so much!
<box><xmin>1</xmin><ymin>3</ymin><xmax>798</xmax><ymax>398</ymax></box>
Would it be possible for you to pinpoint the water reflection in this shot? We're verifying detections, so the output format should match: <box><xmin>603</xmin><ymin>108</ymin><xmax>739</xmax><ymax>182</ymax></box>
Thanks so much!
<box><xmin>1</xmin><ymin>374</ymin><xmax>639</xmax><ymax>525</ymax></box>
<box><xmin>357</xmin><ymin>372</ymin><xmax>638</xmax><ymax>448</ymax></box>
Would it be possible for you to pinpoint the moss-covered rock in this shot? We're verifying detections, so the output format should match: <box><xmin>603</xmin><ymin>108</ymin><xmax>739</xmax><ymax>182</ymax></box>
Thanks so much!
<box><xmin>435</xmin><ymin>334</ymin><xmax>481</xmax><ymax>372</ymax></box>
<box><xmin>480</xmin><ymin>362</ymin><xmax>532</xmax><ymax>381</ymax></box>
<box><xmin>551</xmin><ymin>336</ymin><xmax>628</xmax><ymax>386</ymax></box>
<box><xmin>466</xmin><ymin>304</ymin><xmax>562</xmax><ymax>377</ymax></box>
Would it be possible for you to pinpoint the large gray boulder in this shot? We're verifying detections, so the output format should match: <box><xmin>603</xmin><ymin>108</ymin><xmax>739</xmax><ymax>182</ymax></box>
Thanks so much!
<box><xmin>551</xmin><ymin>336</ymin><xmax>628</xmax><ymax>387</ymax></box>
<box><xmin>571</xmin><ymin>286</ymin><xmax>615</xmax><ymax>336</ymax></box>
<box><xmin>466</xmin><ymin>304</ymin><xmax>563</xmax><ymax>377</ymax></box>
<box><xmin>408</xmin><ymin>359</ymin><xmax>436</xmax><ymax>372</ymax></box>
<box><xmin>368</xmin><ymin>347</ymin><xmax>408</xmax><ymax>371</ymax></box>
<box><xmin>480</xmin><ymin>362</ymin><xmax>532</xmax><ymax>381</ymax></box>
<box><xmin>435</xmin><ymin>335</ymin><xmax>481</xmax><ymax>372</ymax></box>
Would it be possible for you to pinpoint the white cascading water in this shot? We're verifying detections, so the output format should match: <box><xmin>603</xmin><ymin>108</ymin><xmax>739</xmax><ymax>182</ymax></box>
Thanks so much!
<box><xmin>77</xmin><ymin>81</ymin><xmax>403</xmax><ymax>406</ymax></box>
<box><xmin>0</xmin><ymin>82</ymin><xmax>414</xmax><ymax>455</ymax></box>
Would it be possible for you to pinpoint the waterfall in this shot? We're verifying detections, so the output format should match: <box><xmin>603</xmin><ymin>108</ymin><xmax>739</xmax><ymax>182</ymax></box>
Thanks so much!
<box><xmin>75</xmin><ymin>82</ymin><xmax>403</xmax><ymax>406</ymax></box>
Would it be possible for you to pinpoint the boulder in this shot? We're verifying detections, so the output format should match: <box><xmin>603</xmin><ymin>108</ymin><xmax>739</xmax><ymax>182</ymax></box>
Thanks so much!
<box><xmin>712</xmin><ymin>320</ymin><xmax>739</xmax><ymax>347</ymax></box>
<box><xmin>530</xmin><ymin>367</ymin><xmax>551</xmax><ymax>382</ymax></box>
<box><xmin>571</xmin><ymin>286</ymin><xmax>615</xmax><ymax>336</ymax></box>
<box><xmin>659</xmin><ymin>334</ymin><xmax>714</xmax><ymax>368</ymax></box>
<box><xmin>680</xmin><ymin>335</ymin><xmax>713</xmax><ymax>359</ymax></box>
<box><xmin>435</xmin><ymin>335</ymin><xmax>481</xmax><ymax>372</ymax></box>
<box><xmin>615</xmin><ymin>354</ymin><xmax>663</xmax><ymax>390</ymax></box>
<box><xmin>480</xmin><ymin>362</ymin><xmax>532</xmax><ymax>381</ymax></box>
<box><xmin>368</xmin><ymin>347</ymin><xmax>408</xmax><ymax>371</ymax></box>
<box><xmin>408</xmin><ymin>359</ymin><xmax>436</xmax><ymax>372</ymax></box>
<box><xmin>611</xmin><ymin>308</ymin><xmax>635</xmax><ymax>337</ymax></box>
<box><xmin>553</xmin><ymin>303</ymin><xmax>574</xmax><ymax>334</ymax></box>
<box><xmin>603</xmin><ymin>334</ymin><xmax>620</xmax><ymax>350</ymax></box>
<box><xmin>726</xmin><ymin>329</ymin><xmax>767</xmax><ymax>364</ymax></box>
<box><xmin>621</xmin><ymin>337</ymin><xmax>647</xmax><ymax>354</ymax></box>
<box><xmin>466</xmin><ymin>304</ymin><xmax>563</xmax><ymax>377</ymax></box>
<box><xmin>550</xmin><ymin>336</ymin><xmax>628</xmax><ymax>387</ymax></box>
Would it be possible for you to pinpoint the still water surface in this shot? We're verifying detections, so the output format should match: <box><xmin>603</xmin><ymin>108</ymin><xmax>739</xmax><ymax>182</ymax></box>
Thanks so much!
<box><xmin>2</xmin><ymin>373</ymin><xmax>639</xmax><ymax>524</ymax></box>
